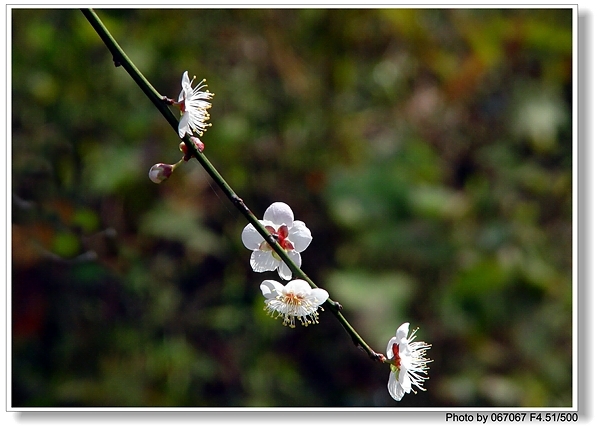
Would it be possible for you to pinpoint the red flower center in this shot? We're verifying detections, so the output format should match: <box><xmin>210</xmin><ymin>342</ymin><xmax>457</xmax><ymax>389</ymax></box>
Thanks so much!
<box><xmin>392</xmin><ymin>343</ymin><xmax>402</xmax><ymax>369</ymax></box>
<box><xmin>262</xmin><ymin>225</ymin><xmax>295</xmax><ymax>251</ymax></box>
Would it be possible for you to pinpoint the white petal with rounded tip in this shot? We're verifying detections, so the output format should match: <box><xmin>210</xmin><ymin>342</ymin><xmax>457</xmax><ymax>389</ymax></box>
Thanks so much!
<box><xmin>287</xmin><ymin>250</ymin><xmax>301</xmax><ymax>267</ymax></box>
<box><xmin>396</xmin><ymin>322</ymin><xmax>410</xmax><ymax>342</ymax></box>
<box><xmin>241</xmin><ymin>223</ymin><xmax>265</xmax><ymax>250</ymax></box>
<box><xmin>388</xmin><ymin>371</ymin><xmax>406</xmax><ymax>401</ymax></box>
<box><xmin>386</xmin><ymin>336</ymin><xmax>398</xmax><ymax>359</ymax></box>
<box><xmin>276</xmin><ymin>251</ymin><xmax>301</xmax><ymax>280</ymax></box>
<box><xmin>288</xmin><ymin>221</ymin><xmax>312</xmax><ymax>252</ymax></box>
<box><xmin>250</xmin><ymin>250</ymin><xmax>279</xmax><ymax>273</ymax></box>
<box><xmin>284</xmin><ymin>279</ymin><xmax>312</xmax><ymax>295</ymax></box>
<box><xmin>277</xmin><ymin>261</ymin><xmax>293</xmax><ymax>281</ymax></box>
<box><xmin>263</xmin><ymin>202</ymin><xmax>294</xmax><ymax>226</ymax></box>
<box><xmin>179</xmin><ymin>71</ymin><xmax>190</xmax><ymax>102</ymax></box>
<box><xmin>310</xmin><ymin>288</ymin><xmax>329</xmax><ymax>305</ymax></box>
<box><xmin>181</xmin><ymin>71</ymin><xmax>191</xmax><ymax>87</ymax></box>
<box><xmin>260</xmin><ymin>280</ymin><xmax>284</xmax><ymax>299</ymax></box>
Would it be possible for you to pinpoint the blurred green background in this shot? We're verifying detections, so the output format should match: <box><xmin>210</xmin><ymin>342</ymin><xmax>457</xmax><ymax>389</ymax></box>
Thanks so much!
<box><xmin>11</xmin><ymin>8</ymin><xmax>573</xmax><ymax>407</ymax></box>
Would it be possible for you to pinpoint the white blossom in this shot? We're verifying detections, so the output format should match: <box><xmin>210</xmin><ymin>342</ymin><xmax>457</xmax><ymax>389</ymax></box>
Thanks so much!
<box><xmin>177</xmin><ymin>71</ymin><xmax>213</xmax><ymax>138</ymax></box>
<box><xmin>260</xmin><ymin>279</ymin><xmax>328</xmax><ymax>328</ymax></box>
<box><xmin>386</xmin><ymin>322</ymin><xmax>432</xmax><ymax>401</ymax></box>
<box><xmin>241</xmin><ymin>202</ymin><xmax>312</xmax><ymax>280</ymax></box>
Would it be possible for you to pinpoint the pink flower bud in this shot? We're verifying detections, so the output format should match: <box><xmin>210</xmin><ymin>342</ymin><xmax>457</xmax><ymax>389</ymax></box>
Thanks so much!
<box><xmin>179</xmin><ymin>137</ymin><xmax>205</xmax><ymax>161</ymax></box>
<box><xmin>148</xmin><ymin>163</ymin><xmax>174</xmax><ymax>184</ymax></box>
<box><xmin>190</xmin><ymin>136</ymin><xmax>205</xmax><ymax>153</ymax></box>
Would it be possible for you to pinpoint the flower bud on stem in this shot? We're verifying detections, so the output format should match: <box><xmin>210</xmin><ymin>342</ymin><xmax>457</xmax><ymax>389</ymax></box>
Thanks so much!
<box><xmin>148</xmin><ymin>158</ymin><xmax>184</xmax><ymax>184</ymax></box>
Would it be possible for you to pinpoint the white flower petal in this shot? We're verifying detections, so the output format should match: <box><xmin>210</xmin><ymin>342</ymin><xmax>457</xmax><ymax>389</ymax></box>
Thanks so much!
<box><xmin>400</xmin><ymin>366</ymin><xmax>412</xmax><ymax>393</ymax></box>
<box><xmin>277</xmin><ymin>261</ymin><xmax>293</xmax><ymax>281</ymax></box>
<box><xmin>288</xmin><ymin>220</ymin><xmax>312</xmax><ymax>252</ymax></box>
<box><xmin>277</xmin><ymin>251</ymin><xmax>301</xmax><ymax>280</ymax></box>
<box><xmin>400</xmin><ymin>343</ymin><xmax>413</xmax><ymax>359</ymax></box>
<box><xmin>260</xmin><ymin>280</ymin><xmax>284</xmax><ymax>299</ymax></box>
<box><xmin>179</xmin><ymin>71</ymin><xmax>191</xmax><ymax>103</ymax></box>
<box><xmin>181</xmin><ymin>71</ymin><xmax>191</xmax><ymax>88</ymax></box>
<box><xmin>178</xmin><ymin>112</ymin><xmax>190</xmax><ymax>137</ymax></box>
<box><xmin>386</xmin><ymin>336</ymin><xmax>399</xmax><ymax>359</ymax></box>
<box><xmin>287</xmin><ymin>250</ymin><xmax>301</xmax><ymax>268</ymax></box>
<box><xmin>241</xmin><ymin>224</ymin><xmax>264</xmax><ymax>250</ymax></box>
<box><xmin>284</xmin><ymin>279</ymin><xmax>312</xmax><ymax>295</ymax></box>
<box><xmin>250</xmin><ymin>250</ymin><xmax>279</xmax><ymax>273</ymax></box>
<box><xmin>388</xmin><ymin>371</ymin><xmax>406</xmax><ymax>401</ymax></box>
<box><xmin>396</xmin><ymin>322</ymin><xmax>410</xmax><ymax>339</ymax></box>
<box><xmin>263</xmin><ymin>202</ymin><xmax>294</xmax><ymax>226</ymax></box>
<box><xmin>310</xmin><ymin>288</ymin><xmax>329</xmax><ymax>305</ymax></box>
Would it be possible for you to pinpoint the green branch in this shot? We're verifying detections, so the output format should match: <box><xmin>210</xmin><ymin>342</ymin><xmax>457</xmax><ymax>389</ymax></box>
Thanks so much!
<box><xmin>81</xmin><ymin>8</ymin><xmax>384</xmax><ymax>362</ymax></box>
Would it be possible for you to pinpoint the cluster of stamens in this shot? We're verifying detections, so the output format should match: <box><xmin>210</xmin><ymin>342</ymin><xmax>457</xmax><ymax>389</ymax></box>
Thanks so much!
<box><xmin>264</xmin><ymin>292</ymin><xmax>322</xmax><ymax>328</ymax></box>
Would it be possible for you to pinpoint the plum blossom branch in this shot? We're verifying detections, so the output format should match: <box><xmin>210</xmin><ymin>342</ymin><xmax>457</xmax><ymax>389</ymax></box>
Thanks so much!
<box><xmin>81</xmin><ymin>8</ymin><xmax>384</xmax><ymax>363</ymax></box>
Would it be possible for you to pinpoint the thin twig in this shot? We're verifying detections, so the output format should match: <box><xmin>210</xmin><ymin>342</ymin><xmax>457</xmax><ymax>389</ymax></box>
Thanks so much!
<box><xmin>81</xmin><ymin>8</ymin><xmax>384</xmax><ymax>362</ymax></box>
